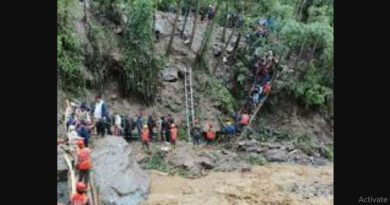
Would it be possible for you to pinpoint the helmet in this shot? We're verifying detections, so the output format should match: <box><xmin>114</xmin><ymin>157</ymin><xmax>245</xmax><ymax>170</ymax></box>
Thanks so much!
<box><xmin>76</xmin><ymin>182</ymin><xmax>87</xmax><ymax>192</ymax></box>
<box><xmin>171</xmin><ymin>124</ymin><xmax>176</xmax><ymax>128</ymax></box>
<box><xmin>143</xmin><ymin>125</ymin><xmax>148</xmax><ymax>129</ymax></box>
<box><xmin>77</xmin><ymin>140</ymin><xmax>85</xmax><ymax>148</ymax></box>
<box><xmin>227</xmin><ymin>121</ymin><xmax>232</xmax><ymax>126</ymax></box>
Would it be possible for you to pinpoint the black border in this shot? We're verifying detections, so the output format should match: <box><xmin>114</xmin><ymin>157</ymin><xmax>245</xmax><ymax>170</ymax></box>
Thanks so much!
<box><xmin>1</xmin><ymin>0</ymin><xmax>57</xmax><ymax>204</ymax></box>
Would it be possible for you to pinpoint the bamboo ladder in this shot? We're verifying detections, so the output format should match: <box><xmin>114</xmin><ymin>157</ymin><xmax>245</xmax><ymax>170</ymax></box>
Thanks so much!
<box><xmin>63</xmin><ymin>153</ymin><xmax>99</xmax><ymax>205</ymax></box>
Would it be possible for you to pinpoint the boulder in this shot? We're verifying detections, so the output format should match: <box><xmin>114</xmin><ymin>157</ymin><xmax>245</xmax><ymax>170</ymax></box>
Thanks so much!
<box><xmin>161</xmin><ymin>67</ymin><xmax>178</xmax><ymax>82</ymax></box>
<box><xmin>91</xmin><ymin>136</ymin><xmax>149</xmax><ymax>205</ymax></box>
<box><xmin>57</xmin><ymin>146</ymin><xmax>68</xmax><ymax>182</ymax></box>
<box><xmin>110</xmin><ymin>94</ymin><xmax>119</xmax><ymax>100</ymax></box>
<box><xmin>166</xmin><ymin>146</ymin><xmax>202</xmax><ymax>177</ymax></box>
<box><xmin>264</xmin><ymin>149</ymin><xmax>288</xmax><ymax>162</ymax></box>
<box><xmin>199</xmin><ymin>158</ymin><xmax>215</xmax><ymax>169</ymax></box>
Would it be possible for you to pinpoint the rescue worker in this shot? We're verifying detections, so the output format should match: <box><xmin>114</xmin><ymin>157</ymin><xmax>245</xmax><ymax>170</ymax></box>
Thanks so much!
<box><xmin>170</xmin><ymin>124</ymin><xmax>178</xmax><ymax>148</ymax></box>
<box><xmin>225</xmin><ymin>121</ymin><xmax>236</xmax><ymax>138</ymax></box>
<box><xmin>71</xmin><ymin>182</ymin><xmax>90</xmax><ymax>205</ymax></box>
<box><xmin>141</xmin><ymin>125</ymin><xmax>150</xmax><ymax>151</ymax></box>
<box><xmin>207</xmin><ymin>4</ymin><xmax>216</xmax><ymax>24</ymax></box>
<box><xmin>206</xmin><ymin>123</ymin><xmax>216</xmax><ymax>145</ymax></box>
<box><xmin>191</xmin><ymin>119</ymin><xmax>202</xmax><ymax>146</ymax></box>
<box><xmin>240</xmin><ymin>112</ymin><xmax>250</xmax><ymax>127</ymax></box>
<box><xmin>160</xmin><ymin>116</ymin><xmax>169</xmax><ymax>142</ymax></box>
<box><xmin>67</xmin><ymin>125</ymin><xmax>84</xmax><ymax>154</ymax></box>
<box><xmin>76</xmin><ymin>140</ymin><xmax>92</xmax><ymax>186</ymax></box>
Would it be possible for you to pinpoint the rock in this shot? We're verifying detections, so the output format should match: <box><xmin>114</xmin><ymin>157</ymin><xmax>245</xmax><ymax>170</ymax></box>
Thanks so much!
<box><xmin>121</xmin><ymin>14</ymin><xmax>128</xmax><ymax>24</ymax></box>
<box><xmin>313</xmin><ymin>158</ymin><xmax>328</xmax><ymax>166</ymax></box>
<box><xmin>213</xmin><ymin>46</ymin><xmax>222</xmax><ymax>57</ymax></box>
<box><xmin>114</xmin><ymin>27</ymin><xmax>123</xmax><ymax>34</ymax></box>
<box><xmin>226</xmin><ymin>45</ymin><xmax>234</xmax><ymax>53</ymax></box>
<box><xmin>57</xmin><ymin>146</ymin><xmax>68</xmax><ymax>182</ymax></box>
<box><xmin>161</xmin><ymin>67</ymin><xmax>178</xmax><ymax>82</ymax></box>
<box><xmin>110</xmin><ymin>52</ymin><xmax>123</xmax><ymax>62</ymax></box>
<box><xmin>199</xmin><ymin>158</ymin><xmax>215</xmax><ymax>169</ymax></box>
<box><xmin>110</xmin><ymin>94</ymin><xmax>118</xmax><ymax>100</ymax></box>
<box><xmin>166</xmin><ymin>146</ymin><xmax>202</xmax><ymax>177</ymax></box>
<box><xmin>91</xmin><ymin>136</ymin><xmax>149</xmax><ymax>205</ymax></box>
<box><xmin>264</xmin><ymin>149</ymin><xmax>288</xmax><ymax>162</ymax></box>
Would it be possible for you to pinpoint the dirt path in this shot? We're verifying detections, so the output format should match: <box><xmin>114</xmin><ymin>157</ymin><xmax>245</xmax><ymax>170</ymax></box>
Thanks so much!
<box><xmin>141</xmin><ymin>163</ymin><xmax>333</xmax><ymax>205</ymax></box>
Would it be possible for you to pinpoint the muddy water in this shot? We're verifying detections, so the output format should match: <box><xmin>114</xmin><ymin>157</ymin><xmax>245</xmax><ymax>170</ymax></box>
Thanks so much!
<box><xmin>141</xmin><ymin>163</ymin><xmax>333</xmax><ymax>205</ymax></box>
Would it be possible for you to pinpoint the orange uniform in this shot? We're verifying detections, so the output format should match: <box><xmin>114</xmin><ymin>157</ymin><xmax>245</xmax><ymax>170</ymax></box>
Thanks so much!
<box><xmin>77</xmin><ymin>148</ymin><xmax>92</xmax><ymax>170</ymax></box>
<box><xmin>240</xmin><ymin>114</ymin><xmax>249</xmax><ymax>125</ymax></box>
<box><xmin>71</xmin><ymin>193</ymin><xmax>89</xmax><ymax>205</ymax></box>
<box><xmin>170</xmin><ymin>127</ymin><xmax>178</xmax><ymax>142</ymax></box>
<box><xmin>142</xmin><ymin>128</ymin><xmax>150</xmax><ymax>143</ymax></box>
<box><xmin>206</xmin><ymin>129</ymin><xmax>216</xmax><ymax>141</ymax></box>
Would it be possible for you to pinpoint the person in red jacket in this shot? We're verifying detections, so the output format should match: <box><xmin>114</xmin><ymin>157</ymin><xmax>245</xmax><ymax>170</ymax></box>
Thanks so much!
<box><xmin>170</xmin><ymin>124</ymin><xmax>178</xmax><ymax>148</ymax></box>
<box><xmin>206</xmin><ymin>123</ymin><xmax>216</xmax><ymax>145</ymax></box>
<box><xmin>76</xmin><ymin>140</ymin><xmax>92</xmax><ymax>186</ymax></box>
<box><xmin>71</xmin><ymin>182</ymin><xmax>89</xmax><ymax>205</ymax></box>
<box><xmin>141</xmin><ymin>125</ymin><xmax>150</xmax><ymax>151</ymax></box>
<box><xmin>240</xmin><ymin>112</ymin><xmax>250</xmax><ymax>126</ymax></box>
<box><xmin>263</xmin><ymin>82</ymin><xmax>271</xmax><ymax>95</ymax></box>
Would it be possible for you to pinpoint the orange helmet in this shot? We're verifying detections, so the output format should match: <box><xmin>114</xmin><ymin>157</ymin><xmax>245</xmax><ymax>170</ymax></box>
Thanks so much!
<box><xmin>77</xmin><ymin>140</ymin><xmax>85</xmax><ymax>148</ymax></box>
<box><xmin>76</xmin><ymin>182</ymin><xmax>87</xmax><ymax>192</ymax></box>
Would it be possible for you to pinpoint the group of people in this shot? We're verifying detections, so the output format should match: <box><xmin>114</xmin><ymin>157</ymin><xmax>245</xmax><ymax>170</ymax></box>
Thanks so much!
<box><xmin>246</xmin><ymin>50</ymin><xmax>277</xmax><ymax>113</ymax></box>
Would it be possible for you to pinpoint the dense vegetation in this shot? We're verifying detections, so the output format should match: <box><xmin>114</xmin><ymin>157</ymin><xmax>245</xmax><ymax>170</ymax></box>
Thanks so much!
<box><xmin>58</xmin><ymin>0</ymin><xmax>333</xmax><ymax>111</ymax></box>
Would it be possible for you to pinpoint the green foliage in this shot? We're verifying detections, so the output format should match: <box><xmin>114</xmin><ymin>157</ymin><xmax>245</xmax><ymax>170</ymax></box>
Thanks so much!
<box><xmin>178</xmin><ymin>126</ymin><xmax>189</xmax><ymax>141</ymax></box>
<box><xmin>209</xmin><ymin>79</ymin><xmax>237</xmax><ymax>113</ymax></box>
<box><xmin>244</xmin><ymin>154</ymin><xmax>267</xmax><ymax>166</ymax></box>
<box><xmin>121</xmin><ymin>0</ymin><xmax>160</xmax><ymax>104</ymax></box>
<box><xmin>320</xmin><ymin>145</ymin><xmax>333</xmax><ymax>161</ymax></box>
<box><xmin>292</xmin><ymin>62</ymin><xmax>332</xmax><ymax>107</ymax></box>
<box><xmin>143</xmin><ymin>154</ymin><xmax>170</xmax><ymax>172</ymax></box>
<box><xmin>156</xmin><ymin>0</ymin><xmax>177</xmax><ymax>11</ymax></box>
<box><xmin>57</xmin><ymin>0</ymin><xmax>84</xmax><ymax>94</ymax></box>
<box><xmin>294</xmin><ymin>134</ymin><xmax>317</xmax><ymax>156</ymax></box>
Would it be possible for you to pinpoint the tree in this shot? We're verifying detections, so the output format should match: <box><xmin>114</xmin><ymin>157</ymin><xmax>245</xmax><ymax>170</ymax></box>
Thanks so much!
<box><xmin>188</xmin><ymin>0</ymin><xmax>202</xmax><ymax>49</ymax></box>
<box><xmin>221</xmin><ymin>0</ymin><xmax>229</xmax><ymax>43</ymax></box>
<box><xmin>121</xmin><ymin>0</ymin><xmax>160</xmax><ymax>104</ymax></box>
<box><xmin>166</xmin><ymin>0</ymin><xmax>183</xmax><ymax>56</ymax></box>
<box><xmin>180</xmin><ymin>0</ymin><xmax>192</xmax><ymax>38</ymax></box>
<box><xmin>194</xmin><ymin>0</ymin><xmax>222</xmax><ymax>68</ymax></box>
<box><xmin>213</xmin><ymin>26</ymin><xmax>236</xmax><ymax>75</ymax></box>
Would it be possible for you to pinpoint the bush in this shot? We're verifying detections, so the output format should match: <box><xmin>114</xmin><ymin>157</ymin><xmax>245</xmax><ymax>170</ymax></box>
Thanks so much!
<box><xmin>245</xmin><ymin>154</ymin><xmax>267</xmax><ymax>166</ymax></box>
<box><xmin>209</xmin><ymin>79</ymin><xmax>238</xmax><ymax>114</ymax></box>
<box><xmin>292</xmin><ymin>62</ymin><xmax>332</xmax><ymax>107</ymax></box>
<box><xmin>58</xmin><ymin>0</ymin><xmax>84</xmax><ymax>94</ymax></box>
<box><xmin>143</xmin><ymin>154</ymin><xmax>169</xmax><ymax>172</ymax></box>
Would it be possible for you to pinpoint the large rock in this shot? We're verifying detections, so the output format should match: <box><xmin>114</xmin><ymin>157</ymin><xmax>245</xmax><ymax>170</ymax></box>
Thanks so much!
<box><xmin>161</xmin><ymin>67</ymin><xmax>178</xmax><ymax>82</ymax></box>
<box><xmin>92</xmin><ymin>136</ymin><xmax>149</xmax><ymax>205</ymax></box>
<box><xmin>57</xmin><ymin>145</ymin><xmax>68</xmax><ymax>182</ymax></box>
<box><xmin>264</xmin><ymin>149</ymin><xmax>288</xmax><ymax>162</ymax></box>
<box><xmin>166</xmin><ymin>146</ymin><xmax>202</xmax><ymax>177</ymax></box>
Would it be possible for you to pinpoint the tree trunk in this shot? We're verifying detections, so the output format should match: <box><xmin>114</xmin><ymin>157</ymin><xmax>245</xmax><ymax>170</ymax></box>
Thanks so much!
<box><xmin>188</xmin><ymin>0</ymin><xmax>202</xmax><ymax>49</ymax></box>
<box><xmin>295</xmin><ymin>38</ymin><xmax>306</xmax><ymax>68</ymax></box>
<box><xmin>181</xmin><ymin>6</ymin><xmax>190</xmax><ymax>38</ymax></box>
<box><xmin>166</xmin><ymin>0</ymin><xmax>182</xmax><ymax>56</ymax></box>
<box><xmin>310</xmin><ymin>38</ymin><xmax>319</xmax><ymax>61</ymax></box>
<box><xmin>153</xmin><ymin>1</ymin><xmax>157</xmax><ymax>33</ymax></box>
<box><xmin>195</xmin><ymin>0</ymin><xmax>221</xmax><ymax>66</ymax></box>
<box><xmin>231</xmin><ymin>31</ymin><xmax>241</xmax><ymax>58</ymax></box>
<box><xmin>221</xmin><ymin>0</ymin><xmax>229</xmax><ymax>43</ymax></box>
<box><xmin>83</xmin><ymin>0</ymin><xmax>88</xmax><ymax>23</ymax></box>
<box><xmin>213</xmin><ymin>27</ymin><xmax>236</xmax><ymax>75</ymax></box>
